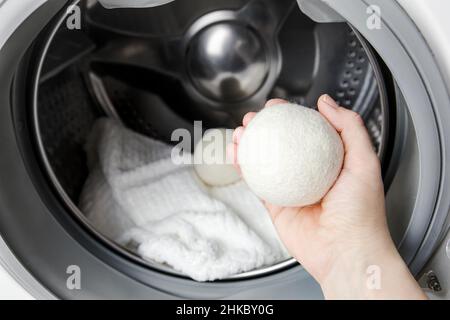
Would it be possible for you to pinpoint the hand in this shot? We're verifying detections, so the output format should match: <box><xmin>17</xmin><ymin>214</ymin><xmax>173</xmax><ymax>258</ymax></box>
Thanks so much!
<box><xmin>228</xmin><ymin>94</ymin><xmax>427</xmax><ymax>300</ymax></box>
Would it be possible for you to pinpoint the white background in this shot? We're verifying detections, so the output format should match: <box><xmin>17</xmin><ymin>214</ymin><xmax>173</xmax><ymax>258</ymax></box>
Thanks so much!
<box><xmin>0</xmin><ymin>265</ymin><xmax>33</xmax><ymax>300</ymax></box>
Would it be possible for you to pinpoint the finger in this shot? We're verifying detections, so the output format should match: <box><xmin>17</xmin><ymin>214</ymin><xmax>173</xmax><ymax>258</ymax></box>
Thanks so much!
<box><xmin>317</xmin><ymin>94</ymin><xmax>379</xmax><ymax>168</ymax></box>
<box><xmin>263</xmin><ymin>201</ymin><xmax>284</xmax><ymax>219</ymax></box>
<box><xmin>265</xmin><ymin>98</ymin><xmax>288</xmax><ymax>108</ymax></box>
<box><xmin>232</xmin><ymin>126</ymin><xmax>245</xmax><ymax>144</ymax></box>
<box><xmin>243</xmin><ymin>112</ymin><xmax>257</xmax><ymax>127</ymax></box>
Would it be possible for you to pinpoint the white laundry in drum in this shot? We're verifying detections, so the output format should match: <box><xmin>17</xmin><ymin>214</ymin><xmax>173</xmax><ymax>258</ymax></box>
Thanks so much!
<box><xmin>193</xmin><ymin>128</ymin><xmax>241</xmax><ymax>187</ymax></box>
<box><xmin>79</xmin><ymin>119</ymin><xmax>289</xmax><ymax>281</ymax></box>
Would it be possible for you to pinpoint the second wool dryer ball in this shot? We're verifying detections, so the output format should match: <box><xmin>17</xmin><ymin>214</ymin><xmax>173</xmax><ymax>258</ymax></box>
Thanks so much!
<box><xmin>238</xmin><ymin>103</ymin><xmax>344</xmax><ymax>207</ymax></box>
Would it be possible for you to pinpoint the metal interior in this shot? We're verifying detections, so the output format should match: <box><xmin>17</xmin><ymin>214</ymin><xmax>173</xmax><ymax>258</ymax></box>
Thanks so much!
<box><xmin>34</xmin><ymin>0</ymin><xmax>389</xmax><ymax>280</ymax></box>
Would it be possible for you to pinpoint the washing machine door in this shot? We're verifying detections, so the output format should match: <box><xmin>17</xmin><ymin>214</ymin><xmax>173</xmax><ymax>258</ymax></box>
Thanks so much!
<box><xmin>396</xmin><ymin>0</ymin><xmax>450</xmax><ymax>299</ymax></box>
<box><xmin>0</xmin><ymin>0</ymin><xmax>449</xmax><ymax>299</ymax></box>
<box><xmin>298</xmin><ymin>0</ymin><xmax>450</xmax><ymax>298</ymax></box>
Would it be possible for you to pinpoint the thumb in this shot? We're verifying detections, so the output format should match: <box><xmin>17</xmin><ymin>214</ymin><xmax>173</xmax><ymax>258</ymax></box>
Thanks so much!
<box><xmin>317</xmin><ymin>94</ymin><xmax>379</xmax><ymax>171</ymax></box>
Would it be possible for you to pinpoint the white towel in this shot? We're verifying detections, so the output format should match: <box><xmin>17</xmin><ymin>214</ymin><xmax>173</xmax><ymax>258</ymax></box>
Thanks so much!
<box><xmin>79</xmin><ymin>119</ymin><xmax>289</xmax><ymax>281</ymax></box>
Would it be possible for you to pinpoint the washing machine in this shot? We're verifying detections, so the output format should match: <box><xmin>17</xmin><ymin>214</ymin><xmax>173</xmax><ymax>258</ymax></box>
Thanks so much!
<box><xmin>0</xmin><ymin>0</ymin><xmax>450</xmax><ymax>300</ymax></box>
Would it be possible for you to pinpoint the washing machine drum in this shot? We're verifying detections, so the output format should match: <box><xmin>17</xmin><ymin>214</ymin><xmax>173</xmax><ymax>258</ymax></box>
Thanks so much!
<box><xmin>0</xmin><ymin>0</ymin><xmax>449</xmax><ymax>299</ymax></box>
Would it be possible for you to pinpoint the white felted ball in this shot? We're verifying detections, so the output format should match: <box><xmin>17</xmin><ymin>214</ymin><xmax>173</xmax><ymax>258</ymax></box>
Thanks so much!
<box><xmin>238</xmin><ymin>103</ymin><xmax>344</xmax><ymax>207</ymax></box>
<box><xmin>194</xmin><ymin>128</ymin><xmax>241</xmax><ymax>187</ymax></box>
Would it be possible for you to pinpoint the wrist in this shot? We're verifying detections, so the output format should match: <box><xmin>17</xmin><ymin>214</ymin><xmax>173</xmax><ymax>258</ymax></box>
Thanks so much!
<box><xmin>319</xmin><ymin>237</ymin><xmax>426</xmax><ymax>300</ymax></box>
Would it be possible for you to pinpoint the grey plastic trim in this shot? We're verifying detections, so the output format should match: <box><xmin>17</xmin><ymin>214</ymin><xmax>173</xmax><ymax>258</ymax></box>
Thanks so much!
<box><xmin>397</xmin><ymin>0</ymin><xmax>450</xmax><ymax>93</ymax></box>
<box><xmin>296</xmin><ymin>0</ymin><xmax>345</xmax><ymax>23</ymax></box>
<box><xmin>420</xmin><ymin>228</ymin><xmax>450</xmax><ymax>299</ymax></box>
<box><xmin>0</xmin><ymin>240</ymin><xmax>54</xmax><ymax>299</ymax></box>
<box><xmin>0</xmin><ymin>0</ymin><xmax>47</xmax><ymax>50</ymax></box>
<box><xmin>0</xmin><ymin>0</ymin><xmax>62</xmax><ymax>300</ymax></box>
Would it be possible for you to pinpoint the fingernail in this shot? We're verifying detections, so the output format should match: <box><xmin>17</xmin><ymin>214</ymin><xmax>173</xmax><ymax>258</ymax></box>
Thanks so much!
<box><xmin>322</xmin><ymin>94</ymin><xmax>339</xmax><ymax>109</ymax></box>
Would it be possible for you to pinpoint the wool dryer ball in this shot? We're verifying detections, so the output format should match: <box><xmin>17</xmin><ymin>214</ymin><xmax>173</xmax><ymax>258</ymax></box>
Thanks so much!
<box><xmin>238</xmin><ymin>103</ymin><xmax>344</xmax><ymax>207</ymax></box>
<box><xmin>194</xmin><ymin>128</ymin><xmax>241</xmax><ymax>187</ymax></box>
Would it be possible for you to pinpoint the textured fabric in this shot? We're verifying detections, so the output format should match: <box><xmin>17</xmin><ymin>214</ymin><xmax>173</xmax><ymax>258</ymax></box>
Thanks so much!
<box><xmin>79</xmin><ymin>119</ymin><xmax>288</xmax><ymax>281</ymax></box>
<box><xmin>238</xmin><ymin>104</ymin><xmax>344</xmax><ymax>207</ymax></box>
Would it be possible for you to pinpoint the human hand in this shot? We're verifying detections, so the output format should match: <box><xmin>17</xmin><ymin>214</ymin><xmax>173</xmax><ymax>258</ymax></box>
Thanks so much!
<box><xmin>228</xmin><ymin>94</ymin><xmax>426</xmax><ymax>299</ymax></box>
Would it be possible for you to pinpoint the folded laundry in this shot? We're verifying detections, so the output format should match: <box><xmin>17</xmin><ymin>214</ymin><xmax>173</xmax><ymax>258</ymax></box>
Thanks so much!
<box><xmin>79</xmin><ymin>119</ymin><xmax>289</xmax><ymax>281</ymax></box>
